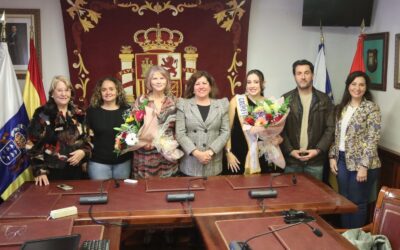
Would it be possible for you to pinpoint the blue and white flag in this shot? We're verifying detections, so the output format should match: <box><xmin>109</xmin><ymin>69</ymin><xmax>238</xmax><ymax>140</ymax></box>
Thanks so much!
<box><xmin>314</xmin><ymin>43</ymin><xmax>334</xmax><ymax>102</ymax></box>
<box><xmin>0</xmin><ymin>42</ymin><xmax>31</xmax><ymax>200</ymax></box>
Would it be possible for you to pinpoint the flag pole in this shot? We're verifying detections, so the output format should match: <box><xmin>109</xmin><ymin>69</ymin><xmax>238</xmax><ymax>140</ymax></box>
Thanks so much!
<box><xmin>319</xmin><ymin>20</ymin><xmax>324</xmax><ymax>44</ymax></box>
<box><xmin>1</xmin><ymin>11</ymin><xmax>6</xmax><ymax>42</ymax></box>
<box><xmin>360</xmin><ymin>18</ymin><xmax>365</xmax><ymax>34</ymax></box>
<box><xmin>30</xmin><ymin>24</ymin><xmax>34</xmax><ymax>39</ymax></box>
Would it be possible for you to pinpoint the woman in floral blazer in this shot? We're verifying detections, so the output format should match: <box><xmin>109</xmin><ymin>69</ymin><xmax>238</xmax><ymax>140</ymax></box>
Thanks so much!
<box><xmin>329</xmin><ymin>71</ymin><xmax>381</xmax><ymax>228</ymax></box>
<box><xmin>26</xmin><ymin>76</ymin><xmax>92</xmax><ymax>186</ymax></box>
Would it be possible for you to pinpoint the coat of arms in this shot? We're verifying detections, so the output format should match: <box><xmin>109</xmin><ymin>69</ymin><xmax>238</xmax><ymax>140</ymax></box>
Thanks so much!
<box><xmin>118</xmin><ymin>24</ymin><xmax>198</xmax><ymax>102</ymax></box>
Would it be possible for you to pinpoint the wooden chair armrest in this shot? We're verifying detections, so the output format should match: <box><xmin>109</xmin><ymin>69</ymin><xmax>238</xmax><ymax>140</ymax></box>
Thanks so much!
<box><xmin>334</xmin><ymin>223</ymin><xmax>373</xmax><ymax>234</ymax></box>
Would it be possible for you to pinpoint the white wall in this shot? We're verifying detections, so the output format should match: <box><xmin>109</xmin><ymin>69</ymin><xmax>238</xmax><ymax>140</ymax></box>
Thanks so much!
<box><xmin>2</xmin><ymin>0</ymin><xmax>399</xmax><ymax>153</ymax></box>
<box><xmin>366</xmin><ymin>0</ymin><xmax>400</xmax><ymax>152</ymax></box>
<box><xmin>1</xmin><ymin>0</ymin><xmax>69</xmax><ymax>91</ymax></box>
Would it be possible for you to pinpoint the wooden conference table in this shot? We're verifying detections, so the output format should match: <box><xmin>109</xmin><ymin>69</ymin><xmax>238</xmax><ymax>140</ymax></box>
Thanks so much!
<box><xmin>195</xmin><ymin>212</ymin><xmax>356</xmax><ymax>250</ymax></box>
<box><xmin>0</xmin><ymin>174</ymin><xmax>356</xmax><ymax>249</ymax></box>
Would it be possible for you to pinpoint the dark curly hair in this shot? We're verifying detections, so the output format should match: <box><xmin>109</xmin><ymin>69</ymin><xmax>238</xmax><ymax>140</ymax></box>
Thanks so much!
<box><xmin>89</xmin><ymin>77</ymin><xmax>128</xmax><ymax>108</ymax></box>
<box><xmin>184</xmin><ymin>70</ymin><xmax>218</xmax><ymax>98</ymax></box>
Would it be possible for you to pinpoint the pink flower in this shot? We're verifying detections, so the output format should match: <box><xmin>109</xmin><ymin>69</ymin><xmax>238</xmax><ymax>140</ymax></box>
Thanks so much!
<box><xmin>255</xmin><ymin>117</ymin><xmax>268</xmax><ymax>127</ymax></box>
<box><xmin>135</xmin><ymin>110</ymin><xmax>145</xmax><ymax>122</ymax></box>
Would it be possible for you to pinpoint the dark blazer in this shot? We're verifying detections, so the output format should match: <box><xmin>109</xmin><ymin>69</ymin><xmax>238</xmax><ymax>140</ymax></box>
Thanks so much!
<box><xmin>280</xmin><ymin>87</ymin><xmax>334</xmax><ymax>166</ymax></box>
<box><xmin>176</xmin><ymin>98</ymin><xmax>230</xmax><ymax>176</ymax></box>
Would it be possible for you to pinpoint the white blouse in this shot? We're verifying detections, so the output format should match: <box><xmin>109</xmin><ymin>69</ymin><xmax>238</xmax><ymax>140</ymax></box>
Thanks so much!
<box><xmin>339</xmin><ymin>105</ymin><xmax>357</xmax><ymax>151</ymax></box>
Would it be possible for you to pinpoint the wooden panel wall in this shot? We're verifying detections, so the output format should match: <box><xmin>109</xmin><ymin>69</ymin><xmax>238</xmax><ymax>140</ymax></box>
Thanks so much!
<box><xmin>378</xmin><ymin>146</ymin><xmax>400</xmax><ymax>188</ymax></box>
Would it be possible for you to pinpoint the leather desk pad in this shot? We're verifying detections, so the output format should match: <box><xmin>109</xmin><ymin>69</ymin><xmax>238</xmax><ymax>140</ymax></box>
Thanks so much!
<box><xmin>216</xmin><ymin>216</ymin><xmax>340</xmax><ymax>250</ymax></box>
<box><xmin>0</xmin><ymin>219</ymin><xmax>73</xmax><ymax>246</ymax></box>
<box><xmin>145</xmin><ymin>177</ymin><xmax>206</xmax><ymax>192</ymax></box>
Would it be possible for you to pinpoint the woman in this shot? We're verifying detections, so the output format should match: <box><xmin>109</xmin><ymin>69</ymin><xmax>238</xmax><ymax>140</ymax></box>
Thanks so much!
<box><xmin>176</xmin><ymin>71</ymin><xmax>230</xmax><ymax>176</ymax></box>
<box><xmin>86</xmin><ymin>77</ymin><xmax>131</xmax><ymax>180</ymax></box>
<box><xmin>26</xmin><ymin>76</ymin><xmax>92</xmax><ymax>186</ymax></box>
<box><xmin>224</xmin><ymin>69</ymin><xmax>283</xmax><ymax>175</ymax></box>
<box><xmin>132</xmin><ymin>66</ymin><xmax>178</xmax><ymax>179</ymax></box>
<box><xmin>329</xmin><ymin>71</ymin><xmax>381</xmax><ymax>228</ymax></box>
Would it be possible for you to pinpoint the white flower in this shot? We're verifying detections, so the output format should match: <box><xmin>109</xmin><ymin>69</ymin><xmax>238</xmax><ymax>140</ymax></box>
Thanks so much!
<box><xmin>125</xmin><ymin>132</ymin><xmax>139</xmax><ymax>146</ymax></box>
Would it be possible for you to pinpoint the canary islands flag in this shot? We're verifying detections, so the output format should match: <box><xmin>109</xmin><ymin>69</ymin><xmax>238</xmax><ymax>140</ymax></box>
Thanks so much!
<box><xmin>0</xmin><ymin>42</ymin><xmax>31</xmax><ymax>200</ymax></box>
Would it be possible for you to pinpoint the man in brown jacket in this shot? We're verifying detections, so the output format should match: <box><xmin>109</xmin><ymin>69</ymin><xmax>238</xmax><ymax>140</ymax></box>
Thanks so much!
<box><xmin>280</xmin><ymin>59</ymin><xmax>334</xmax><ymax>180</ymax></box>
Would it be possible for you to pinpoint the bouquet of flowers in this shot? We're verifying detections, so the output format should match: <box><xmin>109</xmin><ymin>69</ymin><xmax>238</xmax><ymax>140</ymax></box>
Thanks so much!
<box><xmin>114</xmin><ymin>99</ymin><xmax>153</xmax><ymax>155</ymax></box>
<box><xmin>114</xmin><ymin>98</ymin><xmax>183</xmax><ymax>162</ymax></box>
<box><xmin>243</xmin><ymin>96</ymin><xmax>290</xmax><ymax>170</ymax></box>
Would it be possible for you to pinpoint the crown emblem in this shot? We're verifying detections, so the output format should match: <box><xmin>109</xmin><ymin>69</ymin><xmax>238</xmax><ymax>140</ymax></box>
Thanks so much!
<box><xmin>133</xmin><ymin>23</ymin><xmax>183</xmax><ymax>52</ymax></box>
<box><xmin>184</xmin><ymin>45</ymin><xmax>197</xmax><ymax>54</ymax></box>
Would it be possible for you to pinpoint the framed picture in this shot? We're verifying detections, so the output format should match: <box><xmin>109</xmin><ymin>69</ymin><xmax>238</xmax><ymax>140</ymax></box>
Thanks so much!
<box><xmin>394</xmin><ymin>34</ymin><xmax>400</xmax><ymax>89</ymax></box>
<box><xmin>363</xmin><ymin>32</ymin><xmax>389</xmax><ymax>91</ymax></box>
<box><xmin>0</xmin><ymin>9</ymin><xmax>41</xmax><ymax>79</ymax></box>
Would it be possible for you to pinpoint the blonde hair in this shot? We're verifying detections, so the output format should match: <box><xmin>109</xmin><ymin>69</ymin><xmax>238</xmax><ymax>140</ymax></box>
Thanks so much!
<box><xmin>144</xmin><ymin>65</ymin><xmax>172</xmax><ymax>95</ymax></box>
<box><xmin>48</xmin><ymin>75</ymin><xmax>74</xmax><ymax>99</ymax></box>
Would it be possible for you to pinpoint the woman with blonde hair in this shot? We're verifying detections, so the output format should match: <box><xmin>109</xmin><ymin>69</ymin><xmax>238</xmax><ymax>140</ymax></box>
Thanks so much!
<box><xmin>131</xmin><ymin>65</ymin><xmax>179</xmax><ymax>179</ymax></box>
<box><xmin>26</xmin><ymin>76</ymin><xmax>92</xmax><ymax>185</ymax></box>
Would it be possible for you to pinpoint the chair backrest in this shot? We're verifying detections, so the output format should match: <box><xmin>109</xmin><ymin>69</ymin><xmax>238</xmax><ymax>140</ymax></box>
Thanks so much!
<box><xmin>372</xmin><ymin>186</ymin><xmax>400</xmax><ymax>250</ymax></box>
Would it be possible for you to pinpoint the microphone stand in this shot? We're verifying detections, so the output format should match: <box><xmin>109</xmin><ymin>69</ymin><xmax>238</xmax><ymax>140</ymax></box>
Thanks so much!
<box><xmin>187</xmin><ymin>177</ymin><xmax>207</xmax><ymax>216</ymax></box>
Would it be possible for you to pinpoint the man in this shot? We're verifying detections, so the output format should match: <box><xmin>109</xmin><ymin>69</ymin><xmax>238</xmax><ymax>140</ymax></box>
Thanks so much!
<box><xmin>280</xmin><ymin>59</ymin><xmax>334</xmax><ymax>180</ymax></box>
<box><xmin>8</xmin><ymin>25</ymin><xmax>20</xmax><ymax>65</ymax></box>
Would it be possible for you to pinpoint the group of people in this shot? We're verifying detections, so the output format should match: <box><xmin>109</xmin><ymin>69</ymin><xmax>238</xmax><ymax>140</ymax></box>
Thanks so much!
<box><xmin>26</xmin><ymin>60</ymin><xmax>381</xmax><ymax>229</ymax></box>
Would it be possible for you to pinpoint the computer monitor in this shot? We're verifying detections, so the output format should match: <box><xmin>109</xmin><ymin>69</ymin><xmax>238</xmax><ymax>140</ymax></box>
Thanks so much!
<box><xmin>20</xmin><ymin>234</ymin><xmax>81</xmax><ymax>250</ymax></box>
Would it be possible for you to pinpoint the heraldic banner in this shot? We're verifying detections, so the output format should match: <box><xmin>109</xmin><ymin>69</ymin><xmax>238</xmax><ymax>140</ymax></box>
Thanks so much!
<box><xmin>60</xmin><ymin>0</ymin><xmax>251</xmax><ymax>106</ymax></box>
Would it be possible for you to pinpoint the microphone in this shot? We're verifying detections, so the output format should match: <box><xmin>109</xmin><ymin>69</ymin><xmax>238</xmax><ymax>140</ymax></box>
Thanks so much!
<box><xmin>229</xmin><ymin>217</ymin><xmax>322</xmax><ymax>250</ymax></box>
<box><xmin>292</xmin><ymin>173</ymin><xmax>297</xmax><ymax>185</ymax></box>
<box><xmin>79</xmin><ymin>180</ymin><xmax>108</xmax><ymax>205</ymax></box>
<box><xmin>248</xmin><ymin>173</ymin><xmax>281</xmax><ymax>199</ymax></box>
<box><xmin>166</xmin><ymin>176</ymin><xmax>207</xmax><ymax>202</ymax></box>
<box><xmin>304</xmin><ymin>222</ymin><xmax>323</xmax><ymax>237</ymax></box>
<box><xmin>112</xmin><ymin>178</ymin><xmax>120</xmax><ymax>188</ymax></box>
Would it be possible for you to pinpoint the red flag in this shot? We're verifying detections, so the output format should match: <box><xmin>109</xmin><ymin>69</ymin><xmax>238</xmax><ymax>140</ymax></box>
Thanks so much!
<box><xmin>350</xmin><ymin>34</ymin><xmax>366</xmax><ymax>73</ymax></box>
<box><xmin>23</xmin><ymin>39</ymin><xmax>46</xmax><ymax>119</ymax></box>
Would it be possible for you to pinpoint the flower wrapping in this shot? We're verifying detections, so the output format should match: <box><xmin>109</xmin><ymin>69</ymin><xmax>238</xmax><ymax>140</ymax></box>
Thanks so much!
<box><xmin>243</xmin><ymin>96</ymin><xmax>290</xmax><ymax>169</ymax></box>
<box><xmin>152</xmin><ymin>114</ymin><xmax>184</xmax><ymax>162</ymax></box>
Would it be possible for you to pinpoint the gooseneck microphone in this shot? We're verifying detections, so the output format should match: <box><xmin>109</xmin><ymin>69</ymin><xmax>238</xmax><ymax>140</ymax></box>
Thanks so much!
<box><xmin>304</xmin><ymin>222</ymin><xmax>323</xmax><ymax>237</ymax></box>
<box><xmin>166</xmin><ymin>176</ymin><xmax>207</xmax><ymax>202</ymax></box>
<box><xmin>229</xmin><ymin>218</ymin><xmax>323</xmax><ymax>250</ymax></box>
<box><xmin>248</xmin><ymin>173</ymin><xmax>281</xmax><ymax>199</ymax></box>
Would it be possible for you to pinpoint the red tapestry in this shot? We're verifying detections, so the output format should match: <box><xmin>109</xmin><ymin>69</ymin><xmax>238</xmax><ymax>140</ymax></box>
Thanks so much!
<box><xmin>60</xmin><ymin>0</ymin><xmax>251</xmax><ymax>106</ymax></box>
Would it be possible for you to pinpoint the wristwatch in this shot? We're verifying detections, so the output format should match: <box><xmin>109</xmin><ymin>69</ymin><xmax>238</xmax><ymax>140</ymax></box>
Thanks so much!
<box><xmin>225</xmin><ymin>148</ymin><xmax>231</xmax><ymax>154</ymax></box>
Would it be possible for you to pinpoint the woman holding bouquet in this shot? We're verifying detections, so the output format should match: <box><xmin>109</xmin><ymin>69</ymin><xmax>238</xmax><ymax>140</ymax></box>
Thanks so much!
<box><xmin>176</xmin><ymin>71</ymin><xmax>230</xmax><ymax>176</ymax></box>
<box><xmin>131</xmin><ymin>66</ymin><xmax>179</xmax><ymax>179</ymax></box>
<box><xmin>224</xmin><ymin>70</ymin><xmax>284</xmax><ymax>175</ymax></box>
<box><xmin>86</xmin><ymin>77</ymin><xmax>131</xmax><ymax>180</ymax></box>
<box><xmin>329</xmin><ymin>71</ymin><xmax>381</xmax><ymax>228</ymax></box>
